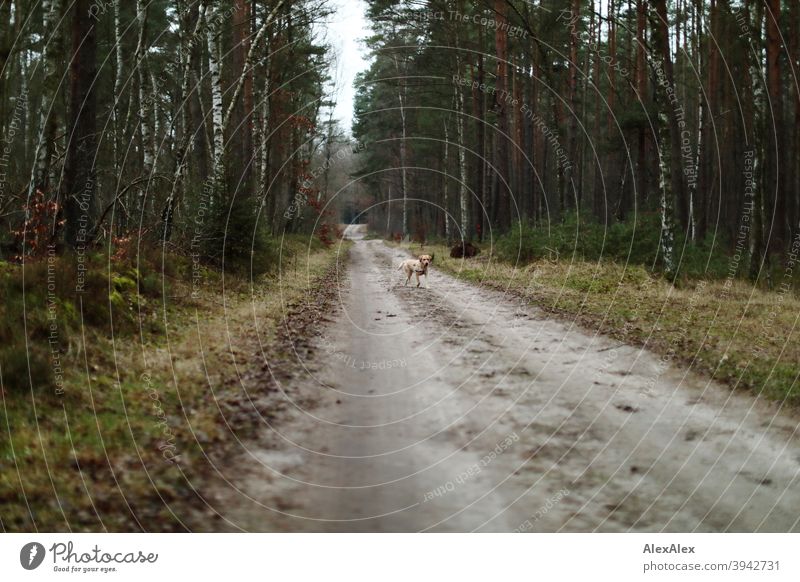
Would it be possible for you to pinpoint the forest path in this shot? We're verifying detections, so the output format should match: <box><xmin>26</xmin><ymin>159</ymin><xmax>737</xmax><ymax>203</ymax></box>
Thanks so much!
<box><xmin>201</xmin><ymin>233</ymin><xmax>800</xmax><ymax>532</ymax></box>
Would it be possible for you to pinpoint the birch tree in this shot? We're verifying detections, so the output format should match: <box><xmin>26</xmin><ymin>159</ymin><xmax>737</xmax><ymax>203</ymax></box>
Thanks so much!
<box><xmin>206</xmin><ymin>2</ymin><xmax>225</xmax><ymax>197</ymax></box>
<box><xmin>651</xmin><ymin>0</ymin><xmax>677</xmax><ymax>275</ymax></box>
<box><xmin>442</xmin><ymin>117</ymin><xmax>450</xmax><ymax>242</ymax></box>
<box><xmin>455</xmin><ymin>54</ymin><xmax>468</xmax><ymax>242</ymax></box>
<box><xmin>112</xmin><ymin>0</ymin><xmax>124</xmax><ymax>175</ymax></box>
<box><xmin>161</xmin><ymin>0</ymin><xmax>208</xmax><ymax>241</ymax></box>
<box><xmin>136</xmin><ymin>0</ymin><xmax>155</xmax><ymax>179</ymax></box>
<box><xmin>29</xmin><ymin>0</ymin><xmax>64</xmax><ymax>196</ymax></box>
<box><xmin>765</xmin><ymin>0</ymin><xmax>784</xmax><ymax>247</ymax></box>
<box><xmin>746</xmin><ymin>0</ymin><xmax>767</xmax><ymax>283</ymax></box>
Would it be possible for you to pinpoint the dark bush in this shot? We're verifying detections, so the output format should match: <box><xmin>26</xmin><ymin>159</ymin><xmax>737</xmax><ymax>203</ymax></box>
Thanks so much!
<box><xmin>450</xmin><ymin>241</ymin><xmax>481</xmax><ymax>258</ymax></box>
<box><xmin>0</xmin><ymin>345</ymin><xmax>53</xmax><ymax>393</ymax></box>
<box><xmin>203</xmin><ymin>197</ymin><xmax>279</xmax><ymax>275</ymax></box>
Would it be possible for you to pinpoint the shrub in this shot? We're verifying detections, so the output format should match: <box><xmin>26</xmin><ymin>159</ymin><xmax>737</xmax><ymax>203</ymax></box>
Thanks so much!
<box><xmin>202</xmin><ymin>196</ymin><xmax>280</xmax><ymax>276</ymax></box>
<box><xmin>0</xmin><ymin>344</ymin><xmax>53</xmax><ymax>393</ymax></box>
<box><xmin>494</xmin><ymin>221</ymin><xmax>542</xmax><ymax>263</ymax></box>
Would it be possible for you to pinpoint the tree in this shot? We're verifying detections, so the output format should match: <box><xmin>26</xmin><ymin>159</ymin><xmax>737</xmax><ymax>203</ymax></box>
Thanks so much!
<box><xmin>491</xmin><ymin>0</ymin><xmax>511</xmax><ymax>230</ymax></box>
<box><xmin>29</xmin><ymin>0</ymin><xmax>64</xmax><ymax>197</ymax></box>
<box><xmin>63</xmin><ymin>0</ymin><xmax>98</xmax><ymax>249</ymax></box>
<box><xmin>206</xmin><ymin>1</ymin><xmax>225</xmax><ymax>199</ymax></box>
<box><xmin>765</xmin><ymin>0</ymin><xmax>785</xmax><ymax>249</ymax></box>
<box><xmin>650</xmin><ymin>0</ymin><xmax>678</xmax><ymax>275</ymax></box>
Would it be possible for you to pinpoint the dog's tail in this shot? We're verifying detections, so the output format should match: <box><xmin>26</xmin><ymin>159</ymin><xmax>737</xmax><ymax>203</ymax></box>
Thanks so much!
<box><xmin>397</xmin><ymin>263</ymin><xmax>403</xmax><ymax>270</ymax></box>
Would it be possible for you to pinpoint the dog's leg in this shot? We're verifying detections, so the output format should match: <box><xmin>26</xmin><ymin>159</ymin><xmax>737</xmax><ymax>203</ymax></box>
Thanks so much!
<box><xmin>415</xmin><ymin>272</ymin><xmax>420</xmax><ymax>287</ymax></box>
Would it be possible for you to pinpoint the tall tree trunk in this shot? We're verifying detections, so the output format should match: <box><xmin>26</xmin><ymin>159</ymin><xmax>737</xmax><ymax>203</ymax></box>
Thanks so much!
<box><xmin>207</xmin><ymin>2</ymin><xmax>225</xmax><ymax>199</ymax></box>
<box><xmin>765</xmin><ymin>0</ymin><xmax>785</xmax><ymax>249</ymax></box>
<box><xmin>512</xmin><ymin>57</ymin><xmax>523</xmax><ymax>219</ymax></box>
<box><xmin>592</xmin><ymin>0</ymin><xmax>604</xmax><ymax>221</ymax></box>
<box><xmin>524</xmin><ymin>62</ymin><xmax>537</xmax><ymax>221</ymax></box>
<box><xmin>386</xmin><ymin>186</ymin><xmax>392</xmax><ymax>238</ymax></box>
<box><xmin>492</xmin><ymin>0</ymin><xmax>510</xmax><ymax>229</ymax></box>
<box><xmin>791</xmin><ymin>0</ymin><xmax>800</xmax><ymax>240</ymax></box>
<box><xmin>63</xmin><ymin>0</ymin><xmax>98</xmax><ymax>249</ymax></box>
<box><xmin>635</xmin><ymin>0</ymin><xmax>648</xmax><ymax>212</ymax></box>
<box><xmin>606</xmin><ymin>0</ymin><xmax>618</xmax><ymax>222</ymax></box>
<box><xmin>568</xmin><ymin>0</ymin><xmax>580</xmax><ymax>212</ymax></box>
<box><xmin>608</xmin><ymin>0</ymin><xmax>617</xmax><ymax>136</ymax></box>
<box><xmin>474</xmin><ymin>30</ymin><xmax>487</xmax><ymax>240</ymax></box>
<box><xmin>29</xmin><ymin>0</ymin><xmax>64</xmax><ymax>197</ymax></box>
<box><xmin>258</xmin><ymin>22</ymin><xmax>273</xmax><ymax>215</ymax></box>
<box><xmin>689</xmin><ymin>0</ymin><xmax>702</xmax><ymax>242</ymax></box>
<box><xmin>746</xmin><ymin>0</ymin><xmax>767</xmax><ymax>283</ymax></box>
<box><xmin>0</xmin><ymin>0</ymin><xmax>11</xmax><ymax>76</ymax></box>
<box><xmin>455</xmin><ymin>41</ymin><xmax>469</xmax><ymax>241</ymax></box>
<box><xmin>161</xmin><ymin>1</ymin><xmax>207</xmax><ymax>241</ymax></box>
<box><xmin>136</xmin><ymin>0</ymin><xmax>154</xmax><ymax>179</ymax></box>
<box><xmin>224</xmin><ymin>1</ymin><xmax>283</xmax><ymax>132</ymax></box>
<box><xmin>651</xmin><ymin>0</ymin><xmax>678</xmax><ymax>275</ymax></box>
<box><xmin>394</xmin><ymin>54</ymin><xmax>409</xmax><ymax>239</ymax></box>
<box><xmin>443</xmin><ymin>117</ymin><xmax>450</xmax><ymax>242</ymax></box>
<box><xmin>702</xmin><ymin>0</ymin><xmax>721</xmax><ymax>241</ymax></box>
<box><xmin>112</xmin><ymin>0</ymin><xmax>124</xmax><ymax>177</ymax></box>
<box><xmin>231</xmin><ymin>0</ymin><xmax>254</xmax><ymax>197</ymax></box>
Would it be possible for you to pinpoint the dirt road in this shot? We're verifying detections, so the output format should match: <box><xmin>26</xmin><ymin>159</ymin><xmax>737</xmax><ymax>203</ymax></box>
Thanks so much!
<box><xmin>204</xmin><ymin>230</ymin><xmax>800</xmax><ymax>532</ymax></box>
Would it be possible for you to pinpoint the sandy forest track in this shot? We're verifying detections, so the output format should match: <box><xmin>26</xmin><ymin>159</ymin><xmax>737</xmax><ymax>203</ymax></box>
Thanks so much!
<box><xmin>200</xmin><ymin>232</ymin><xmax>800</xmax><ymax>532</ymax></box>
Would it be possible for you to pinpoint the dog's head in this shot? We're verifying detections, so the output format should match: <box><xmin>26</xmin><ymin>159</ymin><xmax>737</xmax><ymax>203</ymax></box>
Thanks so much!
<box><xmin>418</xmin><ymin>254</ymin><xmax>433</xmax><ymax>270</ymax></box>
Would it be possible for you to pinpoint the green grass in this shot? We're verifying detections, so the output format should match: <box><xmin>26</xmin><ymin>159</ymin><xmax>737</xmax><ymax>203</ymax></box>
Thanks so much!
<box><xmin>0</xmin><ymin>234</ymin><xmax>347</xmax><ymax>531</ymax></box>
<box><xmin>493</xmin><ymin>214</ymin><xmax>763</xmax><ymax>283</ymax></box>
<box><xmin>395</xmin><ymin>235</ymin><xmax>800</xmax><ymax>409</ymax></box>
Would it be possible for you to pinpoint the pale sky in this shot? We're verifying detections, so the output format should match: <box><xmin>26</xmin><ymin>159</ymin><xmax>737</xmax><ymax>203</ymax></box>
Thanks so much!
<box><xmin>326</xmin><ymin>0</ymin><xmax>372</xmax><ymax>136</ymax></box>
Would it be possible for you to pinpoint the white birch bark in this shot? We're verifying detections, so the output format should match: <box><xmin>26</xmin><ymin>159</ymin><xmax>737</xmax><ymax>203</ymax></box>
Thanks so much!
<box><xmin>455</xmin><ymin>61</ymin><xmax>469</xmax><ymax>240</ymax></box>
<box><xmin>222</xmin><ymin>0</ymin><xmax>284</xmax><ymax>131</ymax></box>
<box><xmin>150</xmin><ymin>69</ymin><xmax>161</xmax><ymax>146</ymax></box>
<box><xmin>443</xmin><ymin>118</ymin><xmax>450</xmax><ymax>242</ymax></box>
<box><xmin>747</xmin><ymin>7</ymin><xmax>766</xmax><ymax>283</ymax></box>
<box><xmin>689</xmin><ymin>1</ymin><xmax>703</xmax><ymax>242</ymax></box>
<box><xmin>657</xmin><ymin>104</ymin><xmax>675</xmax><ymax>275</ymax></box>
<box><xmin>29</xmin><ymin>0</ymin><xmax>62</xmax><ymax>195</ymax></box>
<box><xmin>112</xmin><ymin>0</ymin><xmax>124</xmax><ymax>174</ymax></box>
<box><xmin>136</xmin><ymin>0</ymin><xmax>155</xmax><ymax>177</ymax></box>
<box><xmin>258</xmin><ymin>56</ymin><xmax>271</xmax><ymax>202</ymax></box>
<box><xmin>161</xmin><ymin>0</ymin><xmax>207</xmax><ymax>240</ymax></box>
<box><xmin>320</xmin><ymin>108</ymin><xmax>336</xmax><ymax>204</ymax></box>
<box><xmin>206</xmin><ymin>2</ymin><xmax>225</xmax><ymax>193</ymax></box>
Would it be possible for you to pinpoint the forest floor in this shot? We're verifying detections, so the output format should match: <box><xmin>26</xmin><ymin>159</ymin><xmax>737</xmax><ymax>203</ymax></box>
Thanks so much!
<box><xmin>5</xmin><ymin>232</ymin><xmax>799</xmax><ymax>532</ymax></box>
<box><xmin>0</xmin><ymin>238</ymin><xmax>348</xmax><ymax>532</ymax></box>
<box><xmin>191</xmin><ymin>233</ymin><xmax>800</xmax><ymax>532</ymax></box>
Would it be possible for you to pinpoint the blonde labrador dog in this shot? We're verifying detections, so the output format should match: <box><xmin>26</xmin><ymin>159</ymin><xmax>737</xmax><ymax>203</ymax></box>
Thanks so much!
<box><xmin>398</xmin><ymin>254</ymin><xmax>434</xmax><ymax>288</ymax></box>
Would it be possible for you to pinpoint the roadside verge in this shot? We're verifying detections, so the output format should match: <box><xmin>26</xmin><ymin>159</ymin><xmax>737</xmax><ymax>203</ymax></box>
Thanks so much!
<box><xmin>0</xmin><ymin>237</ymin><xmax>349</xmax><ymax>532</ymax></box>
<box><xmin>392</xmin><ymin>241</ymin><xmax>799</xmax><ymax>409</ymax></box>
